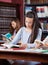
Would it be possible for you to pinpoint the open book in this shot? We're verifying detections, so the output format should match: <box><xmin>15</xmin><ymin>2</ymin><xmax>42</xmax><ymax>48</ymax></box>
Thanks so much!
<box><xmin>35</xmin><ymin>36</ymin><xmax>48</xmax><ymax>44</ymax></box>
<box><xmin>1</xmin><ymin>33</ymin><xmax>12</xmax><ymax>41</ymax></box>
<box><xmin>1</xmin><ymin>43</ymin><xmax>20</xmax><ymax>48</ymax></box>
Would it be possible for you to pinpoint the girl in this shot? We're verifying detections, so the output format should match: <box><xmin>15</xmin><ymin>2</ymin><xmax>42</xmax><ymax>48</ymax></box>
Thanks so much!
<box><xmin>2</xmin><ymin>18</ymin><xmax>21</xmax><ymax>41</ymax></box>
<box><xmin>10</xmin><ymin>11</ymin><xmax>42</xmax><ymax>48</ymax></box>
<box><xmin>9</xmin><ymin>18</ymin><xmax>21</xmax><ymax>40</ymax></box>
<box><xmin>10</xmin><ymin>11</ymin><xmax>42</xmax><ymax>65</ymax></box>
<box><xmin>1</xmin><ymin>18</ymin><xmax>21</xmax><ymax>65</ymax></box>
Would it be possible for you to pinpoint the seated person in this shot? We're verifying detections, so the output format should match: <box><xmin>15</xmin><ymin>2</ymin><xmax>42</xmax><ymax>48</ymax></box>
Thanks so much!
<box><xmin>9</xmin><ymin>11</ymin><xmax>42</xmax><ymax>65</ymax></box>
<box><xmin>2</xmin><ymin>18</ymin><xmax>21</xmax><ymax>41</ymax></box>
<box><xmin>0</xmin><ymin>18</ymin><xmax>21</xmax><ymax>65</ymax></box>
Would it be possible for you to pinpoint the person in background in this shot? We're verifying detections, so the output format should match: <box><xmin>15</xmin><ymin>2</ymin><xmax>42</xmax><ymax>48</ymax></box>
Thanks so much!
<box><xmin>10</xmin><ymin>11</ymin><xmax>42</xmax><ymax>65</ymax></box>
<box><xmin>2</xmin><ymin>18</ymin><xmax>21</xmax><ymax>41</ymax></box>
<box><xmin>1</xmin><ymin>18</ymin><xmax>21</xmax><ymax>65</ymax></box>
<box><xmin>9</xmin><ymin>18</ymin><xmax>21</xmax><ymax>40</ymax></box>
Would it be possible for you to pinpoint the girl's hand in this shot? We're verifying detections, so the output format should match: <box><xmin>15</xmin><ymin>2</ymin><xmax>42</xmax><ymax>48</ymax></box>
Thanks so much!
<box><xmin>2</xmin><ymin>37</ymin><xmax>6</xmax><ymax>41</ymax></box>
<box><xmin>34</xmin><ymin>40</ymin><xmax>43</xmax><ymax>48</ymax></box>
<box><xmin>20</xmin><ymin>44</ymin><xmax>27</xmax><ymax>48</ymax></box>
<box><xmin>11</xmin><ymin>35</ymin><xmax>15</xmax><ymax>40</ymax></box>
<box><xmin>43</xmin><ymin>43</ymin><xmax>48</xmax><ymax>47</ymax></box>
<box><xmin>35</xmin><ymin>43</ymin><xmax>43</xmax><ymax>48</ymax></box>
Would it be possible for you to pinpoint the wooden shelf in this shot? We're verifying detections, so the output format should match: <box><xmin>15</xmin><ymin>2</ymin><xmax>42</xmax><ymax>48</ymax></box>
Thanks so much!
<box><xmin>25</xmin><ymin>3</ymin><xmax>48</xmax><ymax>6</ymax></box>
<box><xmin>38</xmin><ymin>17</ymin><xmax>48</xmax><ymax>19</ymax></box>
<box><xmin>43</xmin><ymin>30</ymin><xmax>48</xmax><ymax>32</ymax></box>
<box><xmin>30</xmin><ymin>0</ymin><xmax>48</xmax><ymax>5</ymax></box>
<box><xmin>0</xmin><ymin>3</ymin><xmax>17</xmax><ymax>39</ymax></box>
<box><xmin>0</xmin><ymin>16</ymin><xmax>16</xmax><ymax>18</ymax></box>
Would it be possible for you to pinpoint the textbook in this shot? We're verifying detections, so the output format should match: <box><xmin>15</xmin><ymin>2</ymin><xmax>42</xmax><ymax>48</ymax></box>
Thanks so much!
<box><xmin>1</xmin><ymin>43</ymin><xmax>20</xmax><ymax>48</ymax></box>
<box><xmin>1</xmin><ymin>33</ymin><xmax>12</xmax><ymax>41</ymax></box>
<box><xmin>35</xmin><ymin>36</ymin><xmax>48</xmax><ymax>44</ymax></box>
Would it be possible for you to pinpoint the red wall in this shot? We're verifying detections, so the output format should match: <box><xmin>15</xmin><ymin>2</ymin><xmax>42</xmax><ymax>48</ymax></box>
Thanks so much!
<box><xmin>0</xmin><ymin>0</ymin><xmax>23</xmax><ymax>25</ymax></box>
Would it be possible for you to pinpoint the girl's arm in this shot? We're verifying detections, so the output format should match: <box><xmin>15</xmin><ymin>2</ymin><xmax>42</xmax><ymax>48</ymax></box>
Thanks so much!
<box><xmin>27</xmin><ymin>28</ymin><xmax>42</xmax><ymax>48</ymax></box>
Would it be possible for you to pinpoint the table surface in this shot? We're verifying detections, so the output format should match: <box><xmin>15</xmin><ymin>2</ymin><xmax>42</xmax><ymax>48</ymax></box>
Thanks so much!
<box><xmin>0</xmin><ymin>48</ymin><xmax>48</xmax><ymax>63</ymax></box>
<box><xmin>0</xmin><ymin>40</ymin><xmax>48</xmax><ymax>63</ymax></box>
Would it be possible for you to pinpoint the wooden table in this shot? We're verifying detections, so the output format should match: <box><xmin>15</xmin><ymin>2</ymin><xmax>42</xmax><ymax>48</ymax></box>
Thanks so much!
<box><xmin>0</xmin><ymin>49</ymin><xmax>48</xmax><ymax>63</ymax></box>
<box><xmin>0</xmin><ymin>40</ymin><xmax>48</xmax><ymax>63</ymax></box>
<box><xmin>0</xmin><ymin>40</ymin><xmax>6</xmax><ymax>44</ymax></box>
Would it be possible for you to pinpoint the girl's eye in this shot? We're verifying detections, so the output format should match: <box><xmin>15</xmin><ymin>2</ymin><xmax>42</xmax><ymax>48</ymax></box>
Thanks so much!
<box><xmin>25</xmin><ymin>21</ymin><xmax>32</xmax><ymax>24</ymax></box>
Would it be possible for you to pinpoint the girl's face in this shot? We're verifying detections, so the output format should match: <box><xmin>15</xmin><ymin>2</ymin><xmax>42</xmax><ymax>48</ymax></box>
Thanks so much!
<box><xmin>11</xmin><ymin>21</ymin><xmax>16</xmax><ymax>29</ymax></box>
<box><xmin>25</xmin><ymin>17</ymin><xmax>34</xmax><ymax>28</ymax></box>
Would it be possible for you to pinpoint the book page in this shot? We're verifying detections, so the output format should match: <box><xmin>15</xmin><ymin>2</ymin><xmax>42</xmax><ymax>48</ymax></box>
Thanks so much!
<box><xmin>1</xmin><ymin>43</ymin><xmax>20</xmax><ymax>48</ymax></box>
<box><xmin>34</xmin><ymin>36</ymin><xmax>48</xmax><ymax>44</ymax></box>
<box><xmin>42</xmin><ymin>36</ymin><xmax>48</xmax><ymax>44</ymax></box>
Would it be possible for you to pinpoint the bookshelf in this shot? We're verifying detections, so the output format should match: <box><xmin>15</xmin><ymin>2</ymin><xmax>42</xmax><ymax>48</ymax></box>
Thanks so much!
<box><xmin>24</xmin><ymin>0</ymin><xmax>48</xmax><ymax>40</ymax></box>
<box><xmin>0</xmin><ymin>3</ymin><xmax>20</xmax><ymax>40</ymax></box>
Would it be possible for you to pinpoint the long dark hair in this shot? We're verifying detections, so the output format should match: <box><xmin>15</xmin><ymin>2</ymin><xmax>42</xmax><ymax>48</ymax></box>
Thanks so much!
<box><xmin>9</xmin><ymin>18</ymin><xmax>21</xmax><ymax>35</ymax></box>
<box><xmin>25</xmin><ymin>11</ymin><xmax>42</xmax><ymax>43</ymax></box>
